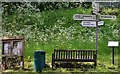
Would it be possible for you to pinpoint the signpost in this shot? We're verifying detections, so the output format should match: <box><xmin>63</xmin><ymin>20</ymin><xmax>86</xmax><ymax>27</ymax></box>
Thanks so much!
<box><xmin>92</xmin><ymin>2</ymin><xmax>99</xmax><ymax>56</ymax></box>
<box><xmin>73</xmin><ymin>14</ymin><xmax>96</xmax><ymax>20</ymax></box>
<box><xmin>108</xmin><ymin>41</ymin><xmax>119</xmax><ymax>64</ymax></box>
<box><xmin>73</xmin><ymin>2</ymin><xmax>117</xmax><ymax>66</ymax></box>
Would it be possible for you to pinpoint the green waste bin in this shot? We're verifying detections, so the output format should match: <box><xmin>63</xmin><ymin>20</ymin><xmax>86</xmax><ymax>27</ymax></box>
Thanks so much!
<box><xmin>34</xmin><ymin>50</ymin><xmax>45</xmax><ymax>72</ymax></box>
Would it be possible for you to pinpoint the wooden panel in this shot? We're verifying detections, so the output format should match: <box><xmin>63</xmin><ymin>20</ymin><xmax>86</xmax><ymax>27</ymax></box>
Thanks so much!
<box><xmin>64</xmin><ymin>51</ymin><xmax>65</xmax><ymax>59</ymax></box>
<box><xmin>71</xmin><ymin>51</ymin><xmax>72</xmax><ymax>59</ymax></box>
<box><xmin>52</xmin><ymin>49</ymin><xmax>97</xmax><ymax>68</ymax></box>
<box><xmin>65</xmin><ymin>51</ymin><xmax>68</xmax><ymax>59</ymax></box>
<box><xmin>68</xmin><ymin>51</ymin><xmax>70</xmax><ymax>59</ymax></box>
<box><xmin>88</xmin><ymin>51</ymin><xmax>90</xmax><ymax>59</ymax></box>
<box><xmin>60</xmin><ymin>50</ymin><xmax>94</xmax><ymax>52</ymax></box>
<box><xmin>76</xmin><ymin>51</ymin><xmax>77</xmax><ymax>59</ymax></box>
<box><xmin>81</xmin><ymin>51</ymin><xmax>82</xmax><ymax>59</ymax></box>
<box><xmin>86</xmin><ymin>51</ymin><xmax>87</xmax><ymax>59</ymax></box>
<box><xmin>90</xmin><ymin>51</ymin><xmax>92</xmax><ymax>59</ymax></box>
<box><xmin>83</xmin><ymin>51</ymin><xmax>84</xmax><ymax>59</ymax></box>
<box><xmin>61</xmin><ymin>51</ymin><xmax>62</xmax><ymax>59</ymax></box>
<box><xmin>78</xmin><ymin>51</ymin><xmax>79</xmax><ymax>59</ymax></box>
<box><xmin>54</xmin><ymin>59</ymin><xmax>95</xmax><ymax>62</ymax></box>
<box><xmin>58</xmin><ymin>51</ymin><xmax>60</xmax><ymax>59</ymax></box>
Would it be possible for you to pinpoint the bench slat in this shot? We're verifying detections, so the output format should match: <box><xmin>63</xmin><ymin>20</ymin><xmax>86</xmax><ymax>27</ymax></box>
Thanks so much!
<box><xmin>58</xmin><ymin>51</ymin><xmax>60</xmax><ymax>59</ymax></box>
<box><xmin>90</xmin><ymin>51</ymin><xmax>92</xmax><ymax>59</ymax></box>
<box><xmin>69</xmin><ymin>51</ymin><xmax>70</xmax><ymax>59</ymax></box>
<box><xmin>61</xmin><ymin>51</ymin><xmax>62</xmax><ymax>59</ymax></box>
<box><xmin>53</xmin><ymin>59</ymin><xmax>95</xmax><ymax>62</ymax></box>
<box><xmin>66</xmin><ymin>51</ymin><xmax>67</xmax><ymax>59</ymax></box>
<box><xmin>64</xmin><ymin>51</ymin><xmax>65</xmax><ymax>59</ymax></box>
<box><xmin>78</xmin><ymin>51</ymin><xmax>79</xmax><ymax>59</ymax></box>
<box><xmin>54</xmin><ymin>49</ymin><xmax>95</xmax><ymax>52</ymax></box>
<box><xmin>86</xmin><ymin>51</ymin><xmax>87</xmax><ymax>59</ymax></box>
<box><xmin>70</xmin><ymin>51</ymin><xmax>72</xmax><ymax>59</ymax></box>
<box><xmin>76</xmin><ymin>51</ymin><xmax>77</xmax><ymax>59</ymax></box>
<box><xmin>81</xmin><ymin>51</ymin><xmax>82</xmax><ymax>59</ymax></box>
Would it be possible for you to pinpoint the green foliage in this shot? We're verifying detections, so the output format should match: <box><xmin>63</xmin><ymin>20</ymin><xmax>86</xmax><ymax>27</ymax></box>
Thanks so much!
<box><xmin>101</xmin><ymin>8</ymin><xmax>118</xmax><ymax>15</ymax></box>
<box><xmin>2</xmin><ymin>3</ymin><xmax>119</xmax><ymax>72</ymax></box>
<box><xmin>2</xmin><ymin>2</ymin><xmax>81</xmax><ymax>16</ymax></box>
<box><xmin>2</xmin><ymin>3</ymin><xmax>119</xmax><ymax>57</ymax></box>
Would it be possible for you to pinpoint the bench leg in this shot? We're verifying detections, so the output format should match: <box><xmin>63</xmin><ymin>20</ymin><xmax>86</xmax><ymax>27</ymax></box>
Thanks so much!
<box><xmin>52</xmin><ymin>60</ymin><xmax>54</xmax><ymax>68</ymax></box>
<box><xmin>94</xmin><ymin>53</ymin><xmax>97</xmax><ymax>66</ymax></box>
<box><xmin>94</xmin><ymin>61</ymin><xmax>97</xmax><ymax>66</ymax></box>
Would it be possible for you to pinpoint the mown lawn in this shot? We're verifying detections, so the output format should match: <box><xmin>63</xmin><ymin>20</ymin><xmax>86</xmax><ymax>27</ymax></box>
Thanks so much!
<box><xmin>3</xmin><ymin>39</ymin><xmax>119</xmax><ymax>73</ymax></box>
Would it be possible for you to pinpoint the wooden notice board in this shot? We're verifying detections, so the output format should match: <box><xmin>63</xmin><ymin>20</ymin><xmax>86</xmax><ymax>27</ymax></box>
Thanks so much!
<box><xmin>1</xmin><ymin>36</ymin><xmax>25</xmax><ymax>70</ymax></box>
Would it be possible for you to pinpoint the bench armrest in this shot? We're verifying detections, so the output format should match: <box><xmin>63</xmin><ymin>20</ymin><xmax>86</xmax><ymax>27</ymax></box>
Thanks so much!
<box><xmin>93</xmin><ymin>53</ymin><xmax>97</xmax><ymax>60</ymax></box>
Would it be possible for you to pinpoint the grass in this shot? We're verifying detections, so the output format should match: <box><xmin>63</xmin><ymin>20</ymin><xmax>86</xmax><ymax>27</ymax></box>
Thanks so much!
<box><xmin>23</xmin><ymin>6</ymin><xmax>118</xmax><ymax>72</ymax></box>
<box><xmin>22</xmin><ymin>38</ymin><xmax>119</xmax><ymax>72</ymax></box>
<box><xmin>2</xmin><ymin>5</ymin><xmax>119</xmax><ymax>73</ymax></box>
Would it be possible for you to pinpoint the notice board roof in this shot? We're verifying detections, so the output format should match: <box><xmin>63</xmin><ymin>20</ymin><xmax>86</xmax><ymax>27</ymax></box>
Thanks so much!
<box><xmin>1</xmin><ymin>36</ymin><xmax>24</xmax><ymax>41</ymax></box>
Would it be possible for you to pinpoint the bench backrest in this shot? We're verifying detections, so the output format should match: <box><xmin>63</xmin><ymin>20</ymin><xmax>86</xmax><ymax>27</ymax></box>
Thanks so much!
<box><xmin>53</xmin><ymin>49</ymin><xmax>96</xmax><ymax>60</ymax></box>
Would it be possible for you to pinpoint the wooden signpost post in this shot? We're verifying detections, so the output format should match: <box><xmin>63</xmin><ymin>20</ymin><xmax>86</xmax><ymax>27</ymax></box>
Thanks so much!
<box><xmin>92</xmin><ymin>2</ymin><xmax>99</xmax><ymax>56</ymax></box>
<box><xmin>73</xmin><ymin>2</ymin><xmax>117</xmax><ymax>65</ymax></box>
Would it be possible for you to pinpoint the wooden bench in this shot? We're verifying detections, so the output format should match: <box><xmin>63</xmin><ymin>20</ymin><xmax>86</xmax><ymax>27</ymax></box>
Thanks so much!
<box><xmin>52</xmin><ymin>49</ymin><xmax>97</xmax><ymax>68</ymax></box>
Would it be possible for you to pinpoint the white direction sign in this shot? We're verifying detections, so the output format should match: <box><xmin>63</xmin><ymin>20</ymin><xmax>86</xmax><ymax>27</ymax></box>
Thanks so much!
<box><xmin>98</xmin><ymin>21</ymin><xmax>104</xmax><ymax>26</ymax></box>
<box><xmin>81</xmin><ymin>21</ymin><xmax>96</xmax><ymax>27</ymax></box>
<box><xmin>108</xmin><ymin>41</ymin><xmax>119</xmax><ymax>47</ymax></box>
<box><xmin>81</xmin><ymin>21</ymin><xmax>104</xmax><ymax>27</ymax></box>
<box><xmin>100</xmin><ymin>15</ymin><xmax>116</xmax><ymax>19</ymax></box>
<box><xmin>73</xmin><ymin>14</ymin><xmax>96</xmax><ymax>20</ymax></box>
<box><xmin>92</xmin><ymin>2</ymin><xmax>99</xmax><ymax>14</ymax></box>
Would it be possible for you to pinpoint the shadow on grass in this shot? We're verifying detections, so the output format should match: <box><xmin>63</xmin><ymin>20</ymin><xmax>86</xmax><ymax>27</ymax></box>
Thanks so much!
<box><xmin>52</xmin><ymin>62</ymin><xmax>96</xmax><ymax>72</ymax></box>
<box><xmin>55</xmin><ymin>62</ymin><xmax>95</xmax><ymax>68</ymax></box>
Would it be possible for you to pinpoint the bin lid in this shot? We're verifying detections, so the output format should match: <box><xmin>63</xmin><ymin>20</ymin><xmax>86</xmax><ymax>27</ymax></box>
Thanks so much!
<box><xmin>35</xmin><ymin>50</ymin><xmax>45</xmax><ymax>53</ymax></box>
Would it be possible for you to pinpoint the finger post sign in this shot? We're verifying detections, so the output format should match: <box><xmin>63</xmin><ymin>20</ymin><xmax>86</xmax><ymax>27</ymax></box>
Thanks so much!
<box><xmin>81</xmin><ymin>21</ymin><xmax>104</xmax><ymax>27</ymax></box>
<box><xmin>100</xmin><ymin>15</ymin><xmax>116</xmax><ymax>19</ymax></box>
<box><xmin>73</xmin><ymin>14</ymin><xmax>96</xmax><ymax>20</ymax></box>
<box><xmin>92</xmin><ymin>2</ymin><xmax>99</xmax><ymax>15</ymax></box>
